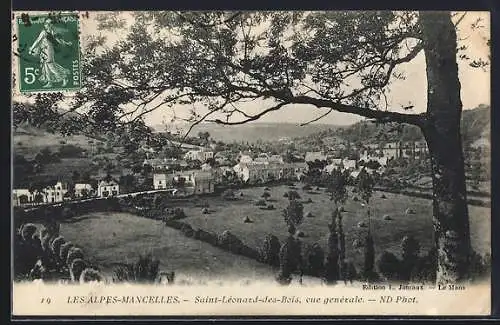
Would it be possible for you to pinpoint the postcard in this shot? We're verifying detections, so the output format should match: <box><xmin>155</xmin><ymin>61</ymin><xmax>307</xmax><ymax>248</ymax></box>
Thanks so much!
<box><xmin>11</xmin><ymin>10</ymin><xmax>491</xmax><ymax>316</ymax></box>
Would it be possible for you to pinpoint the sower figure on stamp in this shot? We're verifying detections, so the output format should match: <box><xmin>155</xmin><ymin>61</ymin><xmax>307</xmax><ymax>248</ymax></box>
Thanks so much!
<box><xmin>28</xmin><ymin>18</ymin><xmax>72</xmax><ymax>88</ymax></box>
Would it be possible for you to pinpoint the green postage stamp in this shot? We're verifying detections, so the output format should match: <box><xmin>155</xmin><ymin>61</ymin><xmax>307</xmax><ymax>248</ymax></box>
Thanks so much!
<box><xmin>15</xmin><ymin>12</ymin><xmax>81</xmax><ymax>93</ymax></box>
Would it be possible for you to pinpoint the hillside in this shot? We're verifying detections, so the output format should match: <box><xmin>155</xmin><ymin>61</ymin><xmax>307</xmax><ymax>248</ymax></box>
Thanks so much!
<box><xmin>13</xmin><ymin>123</ymin><xmax>100</xmax><ymax>158</ymax></box>
<box><xmin>308</xmin><ymin>105</ymin><xmax>491</xmax><ymax>146</ymax></box>
<box><xmin>153</xmin><ymin>122</ymin><xmax>342</xmax><ymax>143</ymax></box>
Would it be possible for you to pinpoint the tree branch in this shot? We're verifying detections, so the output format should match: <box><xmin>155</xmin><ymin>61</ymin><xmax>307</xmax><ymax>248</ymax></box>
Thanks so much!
<box><xmin>207</xmin><ymin>101</ymin><xmax>289</xmax><ymax>125</ymax></box>
<box><xmin>289</xmin><ymin>95</ymin><xmax>426</xmax><ymax>126</ymax></box>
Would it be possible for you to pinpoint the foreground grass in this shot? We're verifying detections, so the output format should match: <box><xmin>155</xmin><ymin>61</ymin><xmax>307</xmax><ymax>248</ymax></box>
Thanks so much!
<box><xmin>59</xmin><ymin>212</ymin><xmax>293</xmax><ymax>283</ymax></box>
<box><xmin>180</xmin><ymin>184</ymin><xmax>490</xmax><ymax>272</ymax></box>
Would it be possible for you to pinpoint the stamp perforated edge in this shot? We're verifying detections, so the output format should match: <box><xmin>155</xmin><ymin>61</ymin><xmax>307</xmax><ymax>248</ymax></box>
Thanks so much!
<box><xmin>11</xmin><ymin>11</ymin><xmax>83</xmax><ymax>97</ymax></box>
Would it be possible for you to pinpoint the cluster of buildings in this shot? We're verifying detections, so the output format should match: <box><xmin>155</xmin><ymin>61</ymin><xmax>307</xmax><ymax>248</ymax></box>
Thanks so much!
<box><xmin>12</xmin><ymin>179</ymin><xmax>120</xmax><ymax>207</ymax></box>
<box><xmin>13</xmin><ymin>140</ymin><xmax>428</xmax><ymax>207</ymax></box>
<box><xmin>231</xmin><ymin>153</ymin><xmax>308</xmax><ymax>183</ymax></box>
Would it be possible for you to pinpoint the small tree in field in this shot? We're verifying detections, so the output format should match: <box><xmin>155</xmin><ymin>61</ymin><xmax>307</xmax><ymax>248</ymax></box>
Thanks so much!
<box><xmin>283</xmin><ymin>200</ymin><xmax>304</xmax><ymax>235</ymax></box>
<box><xmin>328</xmin><ymin>168</ymin><xmax>348</xmax><ymax>209</ymax></box>
<box><xmin>357</xmin><ymin>169</ymin><xmax>374</xmax><ymax>206</ymax></box>
<box><xmin>363</xmin><ymin>230</ymin><xmax>377</xmax><ymax>281</ymax></box>
<box><xmin>261</xmin><ymin>191</ymin><xmax>271</xmax><ymax>201</ymax></box>
<box><xmin>401</xmin><ymin>235</ymin><xmax>421</xmax><ymax>281</ymax></box>
<box><xmin>286</xmin><ymin>190</ymin><xmax>301</xmax><ymax>202</ymax></box>
<box><xmin>324</xmin><ymin>209</ymin><xmax>340</xmax><ymax>284</ymax></box>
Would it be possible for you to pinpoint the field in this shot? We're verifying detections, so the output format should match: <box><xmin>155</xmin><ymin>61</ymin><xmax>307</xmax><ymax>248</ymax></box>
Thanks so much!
<box><xmin>14</xmin><ymin>127</ymin><xmax>96</xmax><ymax>159</ymax></box>
<box><xmin>59</xmin><ymin>212</ymin><xmax>311</xmax><ymax>284</ymax></box>
<box><xmin>56</xmin><ymin>183</ymin><xmax>490</xmax><ymax>283</ymax></box>
<box><xmin>178</xmin><ymin>184</ymin><xmax>490</xmax><ymax>271</ymax></box>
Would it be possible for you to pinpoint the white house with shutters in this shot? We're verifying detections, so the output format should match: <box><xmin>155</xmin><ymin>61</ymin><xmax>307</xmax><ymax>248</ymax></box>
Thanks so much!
<box><xmin>97</xmin><ymin>179</ymin><xmax>120</xmax><ymax>198</ymax></box>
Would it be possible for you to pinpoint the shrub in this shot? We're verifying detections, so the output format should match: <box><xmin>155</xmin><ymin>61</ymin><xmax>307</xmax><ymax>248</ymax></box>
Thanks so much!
<box><xmin>405</xmin><ymin>208</ymin><xmax>416</xmax><ymax>215</ymax></box>
<box><xmin>80</xmin><ymin>268</ymin><xmax>104</xmax><ymax>284</ymax></box>
<box><xmin>260</xmin><ymin>234</ymin><xmax>281</xmax><ymax>266</ymax></box>
<box><xmin>378</xmin><ymin>251</ymin><xmax>402</xmax><ymax>280</ymax></box>
<box><xmin>50</xmin><ymin>236</ymin><xmax>65</xmax><ymax>256</ymax></box>
<box><xmin>239</xmin><ymin>245</ymin><xmax>260</xmax><ymax>260</ymax></box>
<box><xmin>112</xmin><ymin>254</ymin><xmax>160</xmax><ymax>284</ymax></box>
<box><xmin>40</xmin><ymin>233</ymin><xmax>52</xmax><ymax>253</ymax></box>
<box><xmin>217</xmin><ymin>230</ymin><xmax>245</xmax><ymax>254</ymax></box>
<box><xmin>401</xmin><ymin>235</ymin><xmax>420</xmax><ymax>280</ymax></box>
<box><xmin>363</xmin><ymin>234</ymin><xmax>377</xmax><ymax>281</ymax></box>
<box><xmin>173</xmin><ymin>208</ymin><xmax>186</xmax><ymax>220</ymax></box>
<box><xmin>411</xmin><ymin>247</ymin><xmax>436</xmax><ymax>283</ymax></box>
<box><xmin>66</xmin><ymin>247</ymin><xmax>84</xmax><ymax>267</ymax></box>
<box><xmin>156</xmin><ymin>271</ymin><xmax>176</xmax><ymax>285</ymax></box>
<box><xmin>180</xmin><ymin>223</ymin><xmax>194</xmax><ymax>237</ymax></box>
<box><xmin>164</xmin><ymin>219</ymin><xmax>184</xmax><ymax>230</ymax></box>
<box><xmin>283</xmin><ymin>200</ymin><xmax>304</xmax><ymax>234</ymax></box>
<box><xmin>345</xmin><ymin>261</ymin><xmax>358</xmax><ymax>283</ymax></box>
<box><xmin>21</xmin><ymin>223</ymin><xmax>37</xmax><ymax>241</ymax></box>
<box><xmin>193</xmin><ymin>229</ymin><xmax>218</xmax><ymax>246</ymax></box>
<box><xmin>255</xmin><ymin>199</ymin><xmax>266</xmax><ymax>206</ymax></box>
<box><xmin>59</xmin><ymin>242</ymin><xmax>75</xmax><ymax>264</ymax></box>
<box><xmin>69</xmin><ymin>258</ymin><xmax>87</xmax><ymax>282</ymax></box>
<box><xmin>304</xmin><ymin>243</ymin><xmax>325</xmax><ymax>277</ymax></box>
<box><xmin>277</xmin><ymin>235</ymin><xmax>302</xmax><ymax>285</ymax></box>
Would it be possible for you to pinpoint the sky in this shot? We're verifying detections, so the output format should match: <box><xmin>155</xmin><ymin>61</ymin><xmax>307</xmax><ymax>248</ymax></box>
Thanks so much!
<box><xmin>13</xmin><ymin>11</ymin><xmax>491</xmax><ymax>127</ymax></box>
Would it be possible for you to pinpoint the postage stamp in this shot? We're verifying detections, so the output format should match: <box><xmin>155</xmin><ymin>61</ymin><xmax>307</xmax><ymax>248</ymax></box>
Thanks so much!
<box><xmin>15</xmin><ymin>12</ymin><xmax>81</xmax><ymax>93</ymax></box>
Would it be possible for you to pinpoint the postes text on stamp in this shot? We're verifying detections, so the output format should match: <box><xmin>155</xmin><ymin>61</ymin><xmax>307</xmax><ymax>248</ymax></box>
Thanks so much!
<box><xmin>16</xmin><ymin>12</ymin><xmax>81</xmax><ymax>93</ymax></box>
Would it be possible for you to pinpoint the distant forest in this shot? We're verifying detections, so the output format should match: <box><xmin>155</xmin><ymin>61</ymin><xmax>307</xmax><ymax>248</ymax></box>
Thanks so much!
<box><xmin>307</xmin><ymin>104</ymin><xmax>490</xmax><ymax>145</ymax></box>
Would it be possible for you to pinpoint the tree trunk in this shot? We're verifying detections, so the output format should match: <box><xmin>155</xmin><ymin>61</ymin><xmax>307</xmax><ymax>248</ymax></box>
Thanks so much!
<box><xmin>419</xmin><ymin>11</ymin><xmax>471</xmax><ymax>284</ymax></box>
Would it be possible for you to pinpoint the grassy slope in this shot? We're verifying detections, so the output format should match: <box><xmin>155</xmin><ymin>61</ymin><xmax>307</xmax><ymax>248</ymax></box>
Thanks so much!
<box><xmin>59</xmin><ymin>212</ymin><xmax>284</xmax><ymax>283</ymax></box>
<box><xmin>180</xmin><ymin>185</ymin><xmax>490</xmax><ymax>271</ymax></box>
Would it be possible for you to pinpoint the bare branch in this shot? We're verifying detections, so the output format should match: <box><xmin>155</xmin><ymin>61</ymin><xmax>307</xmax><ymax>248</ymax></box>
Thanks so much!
<box><xmin>207</xmin><ymin>101</ymin><xmax>289</xmax><ymax>125</ymax></box>
<box><xmin>300</xmin><ymin>108</ymin><xmax>334</xmax><ymax>126</ymax></box>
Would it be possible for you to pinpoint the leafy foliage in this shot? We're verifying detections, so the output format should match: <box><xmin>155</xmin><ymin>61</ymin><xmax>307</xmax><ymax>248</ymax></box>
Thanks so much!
<box><xmin>112</xmin><ymin>254</ymin><xmax>160</xmax><ymax>283</ymax></box>
<box><xmin>283</xmin><ymin>200</ymin><xmax>304</xmax><ymax>234</ymax></box>
<box><xmin>357</xmin><ymin>169</ymin><xmax>374</xmax><ymax>204</ymax></box>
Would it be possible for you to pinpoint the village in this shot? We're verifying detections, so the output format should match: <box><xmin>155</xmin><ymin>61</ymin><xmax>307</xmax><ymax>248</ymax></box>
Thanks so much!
<box><xmin>12</xmin><ymin>138</ymin><xmax>429</xmax><ymax>207</ymax></box>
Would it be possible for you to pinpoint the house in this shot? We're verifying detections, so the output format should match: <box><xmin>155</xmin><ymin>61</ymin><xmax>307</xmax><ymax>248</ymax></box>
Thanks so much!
<box><xmin>381</xmin><ymin>142</ymin><xmax>402</xmax><ymax>160</ymax></box>
<box><xmin>284</xmin><ymin>162</ymin><xmax>308</xmax><ymax>180</ymax></box>
<box><xmin>44</xmin><ymin>181</ymin><xmax>70</xmax><ymax>203</ymax></box>
<box><xmin>349</xmin><ymin>170</ymin><xmax>362</xmax><ymax>180</ymax></box>
<box><xmin>74</xmin><ymin>183</ymin><xmax>94</xmax><ymax>198</ymax></box>
<box><xmin>269</xmin><ymin>155</ymin><xmax>284</xmax><ymax>164</ymax></box>
<box><xmin>155</xmin><ymin>170</ymin><xmax>214</xmax><ymax>194</ymax></box>
<box><xmin>239</xmin><ymin>154</ymin><xmax>254</xmax><ymax>164</ymax></box>
<box><xmin>193</xmin><ymin>171</ymin><xmax>215</xmax><ymax>194</ymax></box>
<box><xmin>12</xmin><ymin>181</ymin><xmax>69</xmax><ymax>206</ymax></box>
<box><xmin>97</xmin><ymin>179</ymin><xmax>120</xmax><ymax>198</ymax></box>
<box><xmin>153</xmin><ymin>173</ymin><xmax>169</xmax><ymax>190</ymax></box>
<box><xmin>305</xmin><ymin>151</ymin><xmax>327</xmax><ymax>162</ymax></box>
<box><xmin>12</xmin><ymin>189</ymin><xmax>36</xmax><ymax>207</ymax></box>
<box><xmin>184</xmin><ymin>149</ymin><xmax>214</xmax><ymax>162</ymax></box>
<box><xmin>144</xmin><ymin>158</ymin><xmax>188</xmax><ymax>171</ymax></box>
<box><xmin>342</xmin><ymin>159</ymin><xmax>357</xmax><ymax>170</ymax></box>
